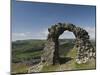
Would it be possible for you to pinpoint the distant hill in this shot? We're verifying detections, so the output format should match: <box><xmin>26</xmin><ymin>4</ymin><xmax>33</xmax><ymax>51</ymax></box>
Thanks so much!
<box><xmin>12</xmin><ymin>39</ymin><xmax>95</xmax><ymax>62</ymax></box>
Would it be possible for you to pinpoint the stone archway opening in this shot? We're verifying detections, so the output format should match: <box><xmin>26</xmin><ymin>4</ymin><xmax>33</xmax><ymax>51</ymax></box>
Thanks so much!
<box><xmin>59</xmin><ymin>30</ymin><xmax>75</xmax><ymax>39</ymax></box>
<box><xmin>41</xmin><ymin>23</ymin><xmax>95</xmax><ymax>65</ymax></box>
<box><xmin>58</xmin><ymin>31</ymin><xmax>75</xmax><ymax>64</ymax></box>
<box><xmin>59</xmin><ymin>30</ymin><xmax>75</xmax><ymax>53</ymax></box>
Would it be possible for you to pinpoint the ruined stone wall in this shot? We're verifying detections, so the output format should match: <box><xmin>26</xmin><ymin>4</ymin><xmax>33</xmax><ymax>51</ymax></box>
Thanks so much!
<box><xmin>41</xmin><ymin>23</ymin><xmax>95</xmax><ymax>65</ymax></box>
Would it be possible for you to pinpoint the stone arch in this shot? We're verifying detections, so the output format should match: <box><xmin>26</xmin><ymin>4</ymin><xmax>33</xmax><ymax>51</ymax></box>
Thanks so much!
<box><xmin>41</xmin><ymin>23</ymin><xmax>95</xmax><ymax>65</ymax></box>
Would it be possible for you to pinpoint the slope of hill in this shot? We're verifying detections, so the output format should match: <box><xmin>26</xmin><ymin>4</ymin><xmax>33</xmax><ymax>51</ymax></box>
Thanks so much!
<box><xmin>11</xmin><ymin>39</ymin><xmax>96</xmax><ymax>74</ymax></box>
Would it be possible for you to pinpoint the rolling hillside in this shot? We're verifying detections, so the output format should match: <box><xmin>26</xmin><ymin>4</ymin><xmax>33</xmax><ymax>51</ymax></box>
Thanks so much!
<box><xmin>11</xmin><ymin>39</ymin><xmax>96</xmax><ymax>74</ymax></box>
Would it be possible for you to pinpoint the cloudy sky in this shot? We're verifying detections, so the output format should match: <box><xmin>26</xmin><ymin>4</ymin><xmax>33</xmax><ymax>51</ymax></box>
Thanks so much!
<box><xmin>12</xmin><ymin>0</ymin><xmax>96</xmax><ymax>41</ymax></box>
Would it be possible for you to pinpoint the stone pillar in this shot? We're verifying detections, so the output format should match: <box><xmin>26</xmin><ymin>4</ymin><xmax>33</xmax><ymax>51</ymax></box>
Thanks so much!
<box><xmin>41</xmin><ymin>33</ymin><xmax>60</xmax><ymax>65</ymax></box>
<box><xmin>53</xmin><ymin>37</ymin><xmax>60</xmax><ymax>65</ymax></box>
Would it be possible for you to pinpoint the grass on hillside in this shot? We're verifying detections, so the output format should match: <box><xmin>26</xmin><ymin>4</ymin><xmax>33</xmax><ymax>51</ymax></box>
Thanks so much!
<box><xmin>12</xmin><ymin>63</ymin><xmax>29</xmax><ymax>74</ymax></box>
<box><xmin>12</xmin><ymin>45</ymin><xmax>96</xmax><ymax>74</ymax></box>
<box><xmin>12</xmin><ymin>39</ymin><xmax>96</xmax><ymax>74</ymax></box>
<box><xmin>41</xmin><ymin>48</ymin><xmax>96</xmax><ymax>72</ymax></box>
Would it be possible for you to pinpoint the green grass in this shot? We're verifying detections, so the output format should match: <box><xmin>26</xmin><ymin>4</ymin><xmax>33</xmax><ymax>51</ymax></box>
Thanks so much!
<box><xmin>41</xmin><ymin>47</ymin><xmax>96</xmax><ymax>72</ymax></box>
<box><xmin>74</xmin><ymin>59</ymin><xmax>96</xmax><ymax>70</ymax></box>
<box><xmin>41</xmin><ymin>64</ymin><xmax>60</xmax><ymax>72</ymax></box>
<box><xmin>67</xmin><ymin>47</ymin><xmax>77</xmax><ymax>57</ymax></box>
<box><xmin>12</xmin><ymin>39</ymin><xmax>96</xmax><ymax>73</ymax></box>
<box><xmin>12</xmin><ymin>63</ymin><xmax>29</xmax><ymax>74</ymax></box>
<box><xmin>12</xmin><ymin>40</ymin><xmax>45</xmax><ymax>63</ymax></box>
<box><xmin>12</xmin><ymin>50</ymin><xmax>42</xmax><ymax>63</ymax></box>
<box><xmin>15</xmin><ymin>50</ymin><xmax>42</xmax><ymax>59</ymax></box>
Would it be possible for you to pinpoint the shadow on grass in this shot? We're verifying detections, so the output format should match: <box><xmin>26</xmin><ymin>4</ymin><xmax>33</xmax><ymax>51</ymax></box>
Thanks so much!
<box><xmin>59</xmin><ymin>57</ymin><xmax>73</xmax><ymax>64</ymax></box>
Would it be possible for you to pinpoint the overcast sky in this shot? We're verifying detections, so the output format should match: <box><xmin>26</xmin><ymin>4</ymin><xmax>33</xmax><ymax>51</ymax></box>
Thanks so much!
<box><xmin>12</xmin><ymin>0</ymin><xmax>96</xmax><ymax>41</ymax></box>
